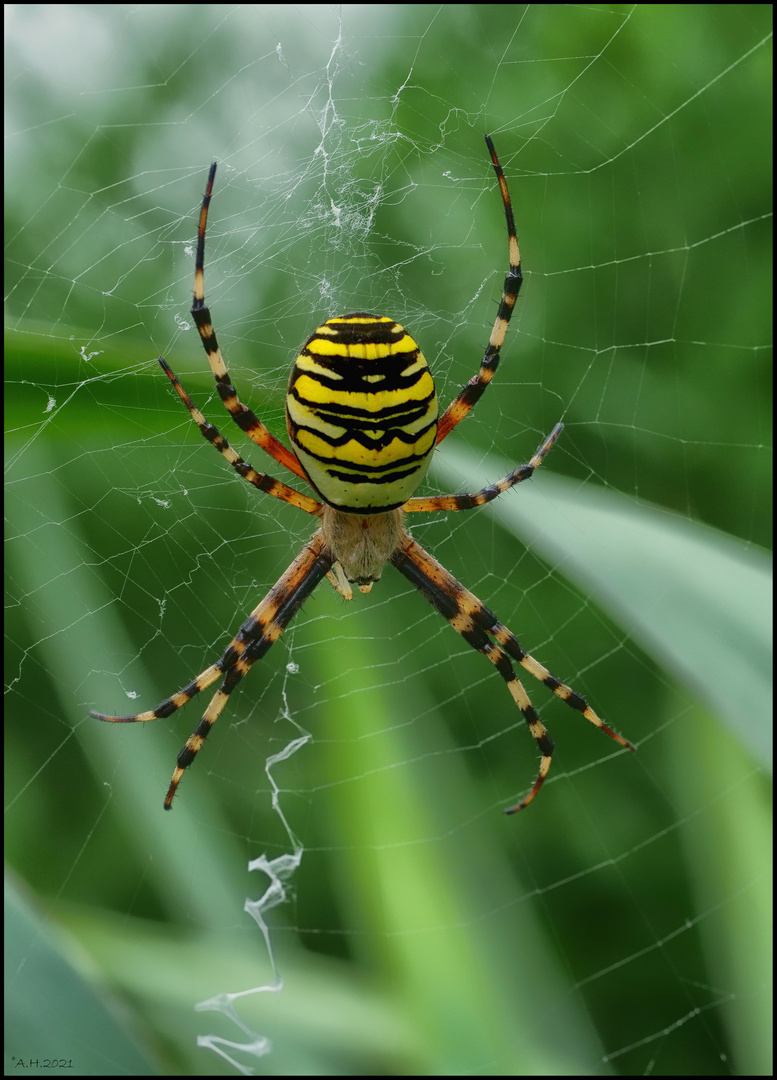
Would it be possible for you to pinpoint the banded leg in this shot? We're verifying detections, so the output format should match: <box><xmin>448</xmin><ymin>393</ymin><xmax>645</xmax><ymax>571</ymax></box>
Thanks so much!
<box><xmin>436</xmin><ymin>136</ymin><xmax>522</xmax><ymax>444</ymax></box>
<box><xmin>93</xmin><ymin>531</ymin><xmax>334</xmax><ymax>809</ymax></box>
<box><xmin>403</xmin><ymin>422</ymin><xmax>562</xmax><ymax>513</ymax></box>
<box><xmin>390</xmin><ymin>534</ymin><xmax>633</xmax><ymax>812</ymax></box>
<box><xmin>158</xmin><ymin>356</ymin><xmax>320</xmax><ymax>514</ymax></box>
<box><xmin>190</xmin><ymin>162</ymin><xmax>307</xmax><ymax>482</ymax></box>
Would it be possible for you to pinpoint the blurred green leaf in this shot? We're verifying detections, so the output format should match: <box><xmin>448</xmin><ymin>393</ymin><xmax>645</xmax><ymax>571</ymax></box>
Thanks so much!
<box><xmin>5</xmin><ymin>874</ymin><xmax>157</xmax><ymax>1076</ymax></box>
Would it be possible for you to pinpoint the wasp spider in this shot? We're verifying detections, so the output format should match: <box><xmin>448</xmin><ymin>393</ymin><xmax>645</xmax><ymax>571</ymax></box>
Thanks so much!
<box><xmin>92</xmin><ymin>137</ymin><xmax>634</xmax><ymax>812</ymax></box>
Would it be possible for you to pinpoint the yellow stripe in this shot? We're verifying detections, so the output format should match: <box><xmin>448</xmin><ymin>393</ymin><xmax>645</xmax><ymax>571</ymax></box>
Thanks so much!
<box><xmin>292</xmin><ymin>371</ymin><xmax>434</xmax><ymax>412</ymax></box>
<box><xmin>307</xmin><ymin>337</ymin><xmax>414</xmax><ymax>361</ymax></box>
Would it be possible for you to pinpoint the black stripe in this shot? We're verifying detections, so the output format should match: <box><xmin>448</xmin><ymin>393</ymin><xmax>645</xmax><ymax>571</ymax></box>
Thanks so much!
<box><xmin>326</xmin><ymin>463</ymin><xmax>423</xmax><ymax>485</ymax></box>
<box><xmin>289</xmin><ymin>387</ymin><xmax>434</xmax><ymax>426</ymax></box>
<box><xmin>309</xmin><ymin>315</ymin><xmax>402</xmax><ymax>345</ymax></box>
<box><xmin>291</xmin><ymin>356</ymin><xmax>424</xmax><ymax>393</ymax></box>
<box><xmin>292</xmin><ymin>419</ymin><xmax>435</xmax><ymax>453</ymax></box>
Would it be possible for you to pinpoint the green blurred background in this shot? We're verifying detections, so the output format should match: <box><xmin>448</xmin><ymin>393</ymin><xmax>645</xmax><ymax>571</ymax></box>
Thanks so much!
<box><xmin>5</xmin><ymin>5</ymin><xmax>772</xmax><ymax>1076</ymax></box>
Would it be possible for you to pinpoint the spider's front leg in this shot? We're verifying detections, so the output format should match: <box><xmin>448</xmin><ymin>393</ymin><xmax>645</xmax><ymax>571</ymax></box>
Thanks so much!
<box><xmin>93</xmin><ymin>531</ymin><xmax>334</xmax><ymax>809</ymax></box>
<box><xmin>390</xmin><ymin>533</ymin><xmax>634</xmax><ymax>811</ymax></box>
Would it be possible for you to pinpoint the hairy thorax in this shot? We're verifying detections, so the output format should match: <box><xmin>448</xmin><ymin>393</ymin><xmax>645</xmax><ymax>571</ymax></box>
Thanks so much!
<box><xmin>320</xmin><ymin>505</ymin><xmax>404</xmax><ymax>589</ymax></box>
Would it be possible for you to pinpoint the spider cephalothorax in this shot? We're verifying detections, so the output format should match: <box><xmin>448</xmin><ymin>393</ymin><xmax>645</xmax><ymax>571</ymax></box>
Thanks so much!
<box><xmin>92</xmin><ymin>138</ymin><xmax>633</xmax><ymax>811</ymax></box>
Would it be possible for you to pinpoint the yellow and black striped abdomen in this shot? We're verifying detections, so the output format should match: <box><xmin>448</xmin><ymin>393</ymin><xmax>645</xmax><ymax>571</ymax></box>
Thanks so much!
<box><xmin>286</xmin><ymin>314</ymin><xmax>438</xmax><ymax>512</ymax></box>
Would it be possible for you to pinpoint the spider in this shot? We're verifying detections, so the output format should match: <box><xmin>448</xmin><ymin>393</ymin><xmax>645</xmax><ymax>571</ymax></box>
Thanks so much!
<box><xmin>92</xmin><ymin>136</ymin><xmax>634</xmax><ymax>812</ymax></box>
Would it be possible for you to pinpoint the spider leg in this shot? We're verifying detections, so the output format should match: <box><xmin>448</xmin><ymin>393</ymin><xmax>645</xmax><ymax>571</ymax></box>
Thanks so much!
<box><xmin>190</xmin><ymin>163</ymin><xmax>307</xmax><ymax>481</ymax></box>
<box><xmin>436</xmin><ymin>136</ymin><xmax>522</xmax><ymax>444</ymax></box>
<box><xmin>403</xmin><ymin>422</ymin><xmax>562</xmax><ymax>513</ymax></box>
<box><xmin>158</xmin><ymin>356</ymin><xmax>320</xmax><ymax>514</ymax></box>
<box><xmin>390</xmin><ymin>533</ymin><xmax>633</xmax><ymax>812</ymax></box>
<box><xmin>93</xmin><ymin>530</ymin><xmax>333</xmax><ymax>809</ymax></box>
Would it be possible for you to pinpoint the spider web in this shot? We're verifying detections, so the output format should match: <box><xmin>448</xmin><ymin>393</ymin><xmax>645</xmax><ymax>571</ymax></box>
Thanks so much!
<box><xmin>5</xmin><ymin>5</ymin><xmax>772</xmax><ymax>1076</ymax></box>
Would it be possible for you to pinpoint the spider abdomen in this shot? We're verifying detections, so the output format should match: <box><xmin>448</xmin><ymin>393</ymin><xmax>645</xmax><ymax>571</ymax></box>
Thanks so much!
<box><xmin>286</xmin><ymin>313</ymin><xmax>438</xmax><ymax>512</ymax></box>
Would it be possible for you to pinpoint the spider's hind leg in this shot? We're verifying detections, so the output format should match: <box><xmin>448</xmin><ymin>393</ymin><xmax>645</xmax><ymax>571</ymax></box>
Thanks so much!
<box><xmin>435</xmin><ymin>136</ymin><xmax>523</xmax><ymax>445</ymax></box>
<box><xmin>188</xmin><ymin>161</ymin><xmax>307</xmax><ymax>481</ymax></box>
